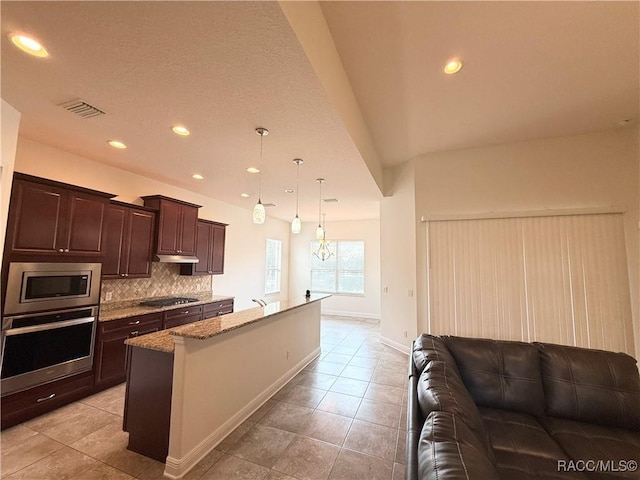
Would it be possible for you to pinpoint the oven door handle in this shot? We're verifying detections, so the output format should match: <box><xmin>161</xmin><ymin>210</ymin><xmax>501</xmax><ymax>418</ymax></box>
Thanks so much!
<box><xmin>3</xmin><ymin>316</ymin><xmax>96</xmax><ymax>336</ymax></box>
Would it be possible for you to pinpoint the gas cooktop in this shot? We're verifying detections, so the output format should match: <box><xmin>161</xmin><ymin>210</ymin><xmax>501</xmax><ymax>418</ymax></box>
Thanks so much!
<box><xmin>139</xmin><ymin>297</ymin><xmax>199</xmax><ymax>307</ymax></box>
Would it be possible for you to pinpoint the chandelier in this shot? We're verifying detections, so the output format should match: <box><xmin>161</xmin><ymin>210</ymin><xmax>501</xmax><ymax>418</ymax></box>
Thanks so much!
<box><xmin>313</xmin><ymin>212</ymin><xmax>334</xmax><ymax>261</ymax></box>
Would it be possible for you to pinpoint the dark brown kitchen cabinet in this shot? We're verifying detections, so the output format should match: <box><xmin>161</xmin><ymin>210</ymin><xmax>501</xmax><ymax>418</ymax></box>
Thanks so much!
<box><xmin>1</xmin><ymin>371</ymin><xmax>94</xmax><ymax>429</ymax></box>
<box><xmin>163</xmin><ymin>305</ymin><xmax>203</xmax><ymax>329</ymax></box>
<box><xmin>103</xmin><ymin>202</ymin><xmax>155</xmax><ymax>279</ymax></box>
<box><xmin>202</xmin><ymin>299</ymin><xmax>234</xmax><ymax>319</ymax></box>
<box><xmin>180</xmin><ymin>220</ymin><xmax>227</xmax><ymax>276</ymax></box>
<box><xmin>94</xmin><ymin>313</ymin><xmax>163</xmax><ymax>388</ymax></box>
<box><xmin>5</xmin><ymin>173</ymin><xmax>114</xmax><ymax>257</ymax></box>
<box><xmin>141</xmin><ymin>195</ymin><xmax>200</xmax><ymax>256</ymax></box>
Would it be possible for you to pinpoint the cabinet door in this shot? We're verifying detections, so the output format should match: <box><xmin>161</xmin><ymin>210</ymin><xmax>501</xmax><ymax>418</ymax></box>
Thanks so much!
<box><xmin>66</xmin><ymin>192</ymin><xmax>108</xmax><ymax>255</ymax></box>
<box><xmin>126</xmin><ymin>210</ymin><xmax>155</xmax><ymax>277</ymax></box>
<box><xmin>95</xmin><ymin>315</ymin><xmax>162</xmax><ymax>386</ymax></box>
<box><xmin>156</xmin><ymin>201</ymin><xmax>181</xmax><ymax>254</ymax></box>
<box><xmin>178</xmin><ymin>205</ymin><xmax>198</xmax><ymax>255</ymax></box>
<box><xmin>7</xmin><ymin>179</ymin><xmax>68</xmax><ymax>254</ymax></box>
<box><xmin>211</xmin><ymin>224</ymin><xmax>226</xmax><ymax>274</ymax></box>
<box><xmin>193</xmin><ymin>222</ymin><xmax>212</xmax><ymax>275</ymax></box>
<box><xmin>103</xmin><ymin>205</ymin><xmax>127</xmax><ymax>278</ymax></box>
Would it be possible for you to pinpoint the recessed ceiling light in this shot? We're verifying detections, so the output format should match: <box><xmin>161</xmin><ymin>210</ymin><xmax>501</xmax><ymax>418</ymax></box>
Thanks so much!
<box><xmin>9</xmin><ymin>33</ymin><xmax>49</xmax><ymax>58</ymax></box>
<box><xmin>108</xmin><ymin>140</ymin><xmax>127</xmax><ymax>149</ymax></box>
<box><xmin>444</xmin><ymin>58</ymin><xmax>463</xmax><ymax>75</ymax></box>
<box><xmin>240</xmin><ymin>193</ymin><xmax>250</xmax><ymax>198</ymax></box>
<box><xmin>246</xmin><ymin>167</ymin><xmax>260</xmax><ymax>174</ymax></box>
<box><xmin>285</xmin><ymin>189</ymin><xmax>295</xmax><ymax>194</ymax></box>
<box><xmin>172</xmin><ymin>125</ymin><xmax>190</xmax><ymax>136</ymax></box>
<box><xmin>192</xmin><ymin>173</ymin><xmax>204</xmax><ymax>180</ymax></box>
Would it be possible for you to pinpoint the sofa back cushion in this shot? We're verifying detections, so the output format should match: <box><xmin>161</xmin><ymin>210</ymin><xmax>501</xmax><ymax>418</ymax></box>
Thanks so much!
<box><xmin>536</xmin><ymin>342</ymin><xmax>640</xmax><ymax>431</ymax></box>
<box><xmin>416</xmin><ymin>360</ymin><xmax>493</xmax><ymax>460</ymax></box>
<box><xmin>412</xmin><ymin>334</ymin><xmax>459</xmax><ymax>376</ymax></box>
<box><xmin>443</xmin><ymin>336</ymin><xmax>546</xmax><ymax>416</ymax></box>
<box><xmin>417</xmin><ymin>411</ymin><xmax>499</xmax><ymax>480</ymax></box>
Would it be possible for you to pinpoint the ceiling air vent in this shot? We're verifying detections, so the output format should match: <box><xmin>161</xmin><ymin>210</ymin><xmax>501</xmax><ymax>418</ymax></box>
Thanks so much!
<box><xmin>59</xmin><ymin>99</ymin><xmax>106</xmax><ymax>119</ymax></box>
<box><xmin>323</xmin><ymin>198</ymin><xmax>339</xmax><ymax>203</ymax></box>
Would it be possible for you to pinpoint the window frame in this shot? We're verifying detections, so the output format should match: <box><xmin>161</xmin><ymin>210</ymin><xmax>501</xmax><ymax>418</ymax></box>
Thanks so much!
<box><xmin>264</xmin><ymin>238</ymin><xmax>282</xmax><ymax>296</ymax></box>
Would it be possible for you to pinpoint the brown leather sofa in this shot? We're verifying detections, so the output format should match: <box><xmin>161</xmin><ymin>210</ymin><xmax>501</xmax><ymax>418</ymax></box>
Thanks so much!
<box><xmin>407</xmin><ymin>335</ymin><xmax>640</xmax><ymax>480</ymax></box>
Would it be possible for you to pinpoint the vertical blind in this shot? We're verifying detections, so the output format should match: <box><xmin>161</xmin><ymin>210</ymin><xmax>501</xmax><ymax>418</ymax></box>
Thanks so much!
<box><xmin>427</xmin><ymin>213</ymin><xmax>634</xmax><ymax>354</ymax></box>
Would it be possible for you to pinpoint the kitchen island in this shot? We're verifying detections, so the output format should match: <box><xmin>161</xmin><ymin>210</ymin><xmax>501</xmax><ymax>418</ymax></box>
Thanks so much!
<box><xmin>124</xmin><ymin>294</ymin><xmax>328</xmax><ymax>479</ymax></box>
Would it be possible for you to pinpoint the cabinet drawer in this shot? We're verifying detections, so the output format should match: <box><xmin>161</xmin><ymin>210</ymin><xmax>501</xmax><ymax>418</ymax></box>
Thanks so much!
<box><xmin>163</xmin><ymin>305</ymin><xmax>202</xmax><ymax>320</ymax></box>
<box><xmin>163</xmin><ymin>312</ymin><xmax>202</xmax><ymax>330</ymax></box>
<box><xmin>100</xmin><ymin>312</ymin><xmax>163</xmax><ymax>334</ymax></box>
<box><xmin>202</xmin><ymin>300</ymin><xmax>233</xmax><ymax>316</ymax></box>
<box><xmin>1</xmin><ymin>372</ymin><xmax>94</xmax><ymax>429</ymax></box>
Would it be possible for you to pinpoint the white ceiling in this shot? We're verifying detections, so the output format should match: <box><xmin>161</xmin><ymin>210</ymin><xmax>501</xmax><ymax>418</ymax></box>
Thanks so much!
<box><xmin>2</xmin><ymin>2</ymin><xmax>638</xmax><ymax>222</ymax></box>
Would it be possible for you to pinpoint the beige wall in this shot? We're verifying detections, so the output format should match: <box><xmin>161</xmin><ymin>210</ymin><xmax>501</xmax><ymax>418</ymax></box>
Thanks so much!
<box><xmin>13</xmin><ymin>137</ymin><xmax>291</xmax><ymax>312</ymax></box>
<box><xmin>288</xmin><ymin>219</ymin><xmax>381</xmax><ymax>318</ymax></box>
<box><xmin>381</xmin><ymin>128</ymin><xmax>640</xmax><ymax>356</ymax></box>
<box><xmin>380</xmin><ymin>161</ymin><xmax>417</xmax><ymax>352</ymax></box>
<box><xmin>0</xmin><ymin>99</ymin><xmax>21</xmax><ymax>267</ymax></box>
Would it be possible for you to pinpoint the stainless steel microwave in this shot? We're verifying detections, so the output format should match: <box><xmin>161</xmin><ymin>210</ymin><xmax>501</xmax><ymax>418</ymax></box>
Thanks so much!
<box><xmin>4</xmin><ymin>262</ymin><xmax>102</xmax><ymax>315</ymax></box>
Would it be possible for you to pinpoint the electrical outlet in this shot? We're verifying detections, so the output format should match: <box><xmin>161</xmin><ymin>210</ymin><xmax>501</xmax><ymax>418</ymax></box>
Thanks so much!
<box><xmin>105</xmin><ymin>291</ymin><xmax>113</xmax><ymax>301</ymax></box>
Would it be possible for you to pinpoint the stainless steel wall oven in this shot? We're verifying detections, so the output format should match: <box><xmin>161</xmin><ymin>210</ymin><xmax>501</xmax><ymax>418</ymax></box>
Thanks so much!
<box><xmin>1</xmin><ymin>262</ymin><xmax>102</xmax><ymax>396</ymax></box>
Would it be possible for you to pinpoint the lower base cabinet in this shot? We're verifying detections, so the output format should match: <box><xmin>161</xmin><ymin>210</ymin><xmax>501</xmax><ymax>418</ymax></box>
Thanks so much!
<box><xmin>0</xmin><ymin>371</ymin><xmax>94</xmax><ymax>429</ymax></box>
<box><xmin>124</xmin><ymin>346</ymin><xmax>173</xmax><ymax>461</ymax></box>
<box><xmin>94</xmin><ymin>313</ymin><xmax>163</xmax><ymax>388</ymax></box>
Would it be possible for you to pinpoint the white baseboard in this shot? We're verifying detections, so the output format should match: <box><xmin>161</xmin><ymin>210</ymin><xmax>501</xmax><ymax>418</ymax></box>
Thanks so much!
<box><xmin>321</xmin><ymin>309</ymin><xmax>381</xmax><ymax>320</ymax></box>
<box><xmin>163</xmin><ymin>347</ymin><xmax>321</xmax><ymax>479</ymax></box>
<box><xmin>381</xmin><ymin>335</ymin><xmax>410</xmax><ymax>355</ymax></box>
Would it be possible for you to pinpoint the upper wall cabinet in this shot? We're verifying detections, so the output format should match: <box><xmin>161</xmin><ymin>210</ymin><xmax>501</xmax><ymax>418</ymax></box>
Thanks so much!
<box><xmin>5</xmin><ymin>173</ymin><xmax>114</xmax><ymax>258</ymax></box>
<box><xmin>180</xmin><ymin>219</ymin><xmax>227</xmax><ymax>276</ymax></box>
<box><xmin>103</xmin><ymin>202</ymin><xmax>155</xmax><ymax>279</ymax></box>
<box><xmin>141</xmin><ymin>196</ymin><xmax>201</xmax><ymax>256</ymax></box>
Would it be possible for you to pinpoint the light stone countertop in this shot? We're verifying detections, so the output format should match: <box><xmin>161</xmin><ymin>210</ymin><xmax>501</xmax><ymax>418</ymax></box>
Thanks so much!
<box><xmin>125</xmin><ymin>294</ymin><xmax>330</xmax><ymax>354</ymax></box>
<box><xmin>98</xmin><ymin>293</ymin><xmax>234</xmax><ymax>322</ymax></box>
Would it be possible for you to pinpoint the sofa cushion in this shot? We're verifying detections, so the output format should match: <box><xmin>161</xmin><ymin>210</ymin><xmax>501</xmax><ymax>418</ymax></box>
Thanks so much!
<box><xmin>417</xmin><ymin>411</ymin><xmax>499</xmax><ymax>480</ymax></box>
<box><xmin>480</xmin><ymin>408</ymin><xmax>588</xmax><ymax>480</ymax></box>
<box><xmin>443</xmin><ymin>336</ymin><xmax>546</xmax><ymax>416</ymax></box>
<box><xmin>412</xmin><ymin>334</ymin><xmax>459</xmax><ymax>376</ymax></box>
<box><xmin>416</xmin><ymin>360</ymin><xmax>493</xmax><ymax>459</ymax></box>
<box><xmin>540</xmin><ymin>416</ymin><xmax>640</xmax><ymax>480</ymax></box>
<box><xmin>536</xmin><ymin>343</ymin><xmax>640</xmax><ymax>431</ymax></box>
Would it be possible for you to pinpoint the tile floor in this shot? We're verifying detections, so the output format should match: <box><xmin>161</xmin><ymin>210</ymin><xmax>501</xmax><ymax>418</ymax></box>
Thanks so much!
<box><xmin>1</xmin><ymin>315</ymin><xmax>408</xmax><ymax>479</ymax></box>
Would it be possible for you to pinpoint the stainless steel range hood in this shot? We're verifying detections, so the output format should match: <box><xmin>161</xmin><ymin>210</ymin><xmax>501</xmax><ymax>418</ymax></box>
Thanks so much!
<box><xmin>155</xmin><ymin>254</ymin><xmax>199</xmax><ymax>263</ymax></box>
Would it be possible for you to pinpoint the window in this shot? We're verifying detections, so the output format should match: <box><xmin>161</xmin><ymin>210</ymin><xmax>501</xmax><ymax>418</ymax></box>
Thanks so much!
<box><xmin>310</xmin><ymin>240</ymin><xmax>364</xmax><ymax>295</ymax></box>
<box><xmin>265</xmin><ymin>239</ymin><xmax>282</xmax><ymax>295</ymax></box>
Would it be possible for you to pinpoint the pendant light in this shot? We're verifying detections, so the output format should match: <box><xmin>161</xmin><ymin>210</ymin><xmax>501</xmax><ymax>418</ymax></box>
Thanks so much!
<box><xmin>252</xmin><ymin>128</ymin><xmax>269</xmax><ymax>224</ymax></box>
<box><xmin>315</xmin><ymin>178</ymin><xmax>325</xmax><ymax>240</ymax></box>
<box><xmin>291</xmin><ymin>159</ymin><xmax>303</xmax><ymax>234</ymax></box>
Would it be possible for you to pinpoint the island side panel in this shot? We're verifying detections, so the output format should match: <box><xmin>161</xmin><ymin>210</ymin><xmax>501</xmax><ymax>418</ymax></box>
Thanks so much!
<box><xmin>166</xmin><ymin>300</ymin><xmax>321</xmax><ymax>477</ymax></box>
<box><xmin>124</xmin><ymin>345</ymin><xmax>174</xmax><ymax>462</ymax></box>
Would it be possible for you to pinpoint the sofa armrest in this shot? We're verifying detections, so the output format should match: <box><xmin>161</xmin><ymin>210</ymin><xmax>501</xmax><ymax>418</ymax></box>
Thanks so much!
<box><xmin>406</xmin><ymin>341</ymin><xmax>422</xmax><ymax>480</ymax></box>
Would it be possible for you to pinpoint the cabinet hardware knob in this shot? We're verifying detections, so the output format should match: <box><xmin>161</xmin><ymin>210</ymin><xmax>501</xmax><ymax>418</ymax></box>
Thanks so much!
<box><xmin>121</xmin><ymin>274</ymin><xmax>125</xmax><ymax>277</ymax></box>
<box><xmin>37</xmin><ymin>393</ymin><xmax>56</xmax><ymax>403</ymax></box>
<box><xmin>64</xmin><ymin>248</ymin><xmax>69</xmax><ymax>252</ymax></box>
<box><xmin>130</xmin><ymin>331</ymin><xmax>139</xmax><ymax>336</ymax></box>
<box><xmin>58</xmin><ymin>248</ymin><xmax>64</xmax><ymax>252</ymax></box>
<box><xmin>184</xmin><ymin>310</ymin><xmax>189</xmax><ymax>314</ymax></box>
<box><xmin>129</xmin><ymin>320</ymin><xmax>140</xmax><ymax>325</ymax></box>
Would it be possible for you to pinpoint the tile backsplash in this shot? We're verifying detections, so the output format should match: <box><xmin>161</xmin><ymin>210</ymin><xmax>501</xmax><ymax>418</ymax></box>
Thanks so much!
<box><xmin>100</xmin><ymin>263</ymin><xmax>212</xmax><ymax>305</ymax></box>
